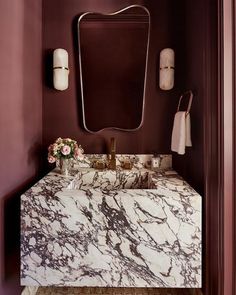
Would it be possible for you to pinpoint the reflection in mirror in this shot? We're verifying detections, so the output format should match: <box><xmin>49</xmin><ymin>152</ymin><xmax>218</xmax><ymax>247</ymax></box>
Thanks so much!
<box><xmin>78</xmin><ymin>5</ymin><xmax>150</xmax><ymax>133</ymax></box>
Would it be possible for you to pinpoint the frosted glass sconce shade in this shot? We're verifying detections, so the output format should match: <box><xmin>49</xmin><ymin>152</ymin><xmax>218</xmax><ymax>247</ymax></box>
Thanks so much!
<box><xmin>159</xmin><ymin>48</ymin><xmax>174</xmax><ymax>90</ymax></box>
<box><xmin>53</xmin><ymin>48</ymin><xmax>69</xmax><ymax>91</ymax></box>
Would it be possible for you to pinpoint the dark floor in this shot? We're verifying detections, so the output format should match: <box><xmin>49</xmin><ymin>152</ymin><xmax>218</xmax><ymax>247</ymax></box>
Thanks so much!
<box><xmin>36</xmin><ymin>287</ymin><xmax>202</xmax><ymax>295</ymax></box>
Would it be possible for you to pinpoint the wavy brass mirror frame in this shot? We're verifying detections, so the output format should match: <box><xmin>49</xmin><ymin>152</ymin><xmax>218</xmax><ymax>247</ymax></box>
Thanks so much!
<box><xmin>77</xmin><ymin>5</ymin><xmax>150</xmax><ymax>133</ymax></box>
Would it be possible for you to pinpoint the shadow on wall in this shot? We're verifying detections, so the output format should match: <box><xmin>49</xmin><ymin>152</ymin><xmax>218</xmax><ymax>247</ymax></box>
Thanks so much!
<box><xmin>1</xmin><ymin>180</ymin><xmax>36</xmax><ymax>295</ymax></box>
<box><xmin>3</xmin><ymin>191</ymin><xmax>21</xmax><ymax>281</ymax></box>
<box><xmin>43</xmin><ymin>48</ymin><xmax>54</xmax><ymax>89</ymax></box>
<box><xmin>72</xmin><ymin>14</ymin><xmax>84</xmax><ymax>132</ymax></box>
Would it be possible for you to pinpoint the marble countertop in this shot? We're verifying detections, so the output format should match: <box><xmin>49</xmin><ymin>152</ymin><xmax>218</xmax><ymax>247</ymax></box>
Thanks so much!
<box><xmin>21</xmin><ymin>165</ymin><xmax>201</xmax><ymax>288</ymax></box>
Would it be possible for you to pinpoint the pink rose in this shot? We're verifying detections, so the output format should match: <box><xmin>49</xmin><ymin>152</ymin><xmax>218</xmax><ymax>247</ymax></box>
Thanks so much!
<box><xmin>48</xmin><ymin>144</ymin><xmax>53</xmax><ymax>152</ymax></box>
<box><xmin>61</xmin><ymin>145</ymin><xmax>71</xmax><ymax>156</ymax></box>
<box><xmin>74</xmin><ymin>147</ymin><xmax>84</xmax><ymax>159</ymax></box>
<box><xmin>48</xmin><ymin>155</ymin><xmax>56</xmax><ymax>163</ymax></box>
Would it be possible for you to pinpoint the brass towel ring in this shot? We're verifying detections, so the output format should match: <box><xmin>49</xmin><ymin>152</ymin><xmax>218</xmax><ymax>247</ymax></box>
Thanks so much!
<box><xmin>177</xmin><ymin>90</ymin><xmax>193</xmax><ymax>115</ymax></box>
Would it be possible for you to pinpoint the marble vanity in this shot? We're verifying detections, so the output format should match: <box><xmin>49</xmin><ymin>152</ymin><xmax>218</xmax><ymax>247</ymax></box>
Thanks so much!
<box><xmin>21</xmin><ymin>154</ymin><xmax>201</xmax><ymax>288</ymax></box>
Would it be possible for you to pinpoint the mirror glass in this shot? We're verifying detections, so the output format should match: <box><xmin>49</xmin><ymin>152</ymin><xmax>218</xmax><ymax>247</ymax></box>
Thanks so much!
<box><xmin>78</xmin><ymin>5</ymin><xmax>150</xmax><ymax>133</ymax></box>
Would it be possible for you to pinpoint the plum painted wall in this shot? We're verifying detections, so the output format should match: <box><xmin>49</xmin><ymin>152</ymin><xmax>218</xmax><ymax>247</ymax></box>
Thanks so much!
<box><xmin>172</xmin><ymin>0</ymin><xmax>206</xmax><ymax>195</ymax></box>
<box><xmin>0</xmin><ymin>0</ymin><xmax>42</xmax><ymax>294</ymax></box>
<box><xmin>42</xmin><ymin>0</ymin><xmax>183</xmax><ymax>157</ymax></box>
<box><xmin>42</xmin><ymin>0</ymin><xmax>206</xmax><ymax>193</ymax></box>
<box><xmin>0</xmin><ymin>0</ymin><xmax>207</xmax><ymax>293</ymax></box>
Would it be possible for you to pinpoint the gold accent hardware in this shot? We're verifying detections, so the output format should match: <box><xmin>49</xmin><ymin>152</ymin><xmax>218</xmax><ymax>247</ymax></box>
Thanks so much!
<box><xmin>177</xmin><ymin>90</ymin><xmax>193</xmax><ymax>115</ymax></box>
<box><xmin>121</xmin><ymin>160</ymin><xmax>133</xmax><ymax>170</ymax></box>
<box><xmin>160</xmin><ymin>66</ymin><xmax>174</xmax><ymax>70</ymax></box>
<box><xmin>53</xmin><ymin>66</ymin><xmax>69</xmax><ymax>71</ymax></box>
<box><xmin>94</xmin><ymin>160</ymin><xmax>106</xmax><ymax>170</ymax></box>
<box><xmin>108</xmin><ymin>137</ymin><xmax>116</xmax><ymax>170</ymax></box>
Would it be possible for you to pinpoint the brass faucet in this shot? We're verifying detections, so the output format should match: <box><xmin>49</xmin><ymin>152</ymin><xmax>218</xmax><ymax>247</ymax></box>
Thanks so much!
<box><xmin>108</xmin><ymin>137</ymin><xmax>116</xmax><ymax>170</ymax></box>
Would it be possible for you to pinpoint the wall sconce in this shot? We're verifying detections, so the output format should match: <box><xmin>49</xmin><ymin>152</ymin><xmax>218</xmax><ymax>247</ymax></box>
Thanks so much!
<box><xmin>159</xmin><ymin>48</ymin><xmax>175</xmax><ymax>90</ymax></box>
<box><xmin>53</xmin><ymin>48</ymin><xmax>69</xmax><ymax>91</ymax></box>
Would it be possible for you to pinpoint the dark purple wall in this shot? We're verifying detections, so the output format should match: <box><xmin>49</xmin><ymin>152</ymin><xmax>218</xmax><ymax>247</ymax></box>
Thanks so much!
<box><xmin>0</xmin><ymin>0</ymin><xmax>207</xmax><ymax>293</ymax></box>
<box><xmin>42</xmin><ymin>0</ymin><xmax>181</xmax><ymax>155</ymax></box>
<box><xmin>172</xmin><ymin>0</ymin><xmax>205</xmax><ymax>195</ymax></box>
<box><xmin>0</xmin><ymin>0</ymin><xmax>42</xmax><ymax>294</ymax></box>
<box><xmin>42</xmin><ymin>0</ymin><xmax>206</xmax><ymax>194</ymax></box>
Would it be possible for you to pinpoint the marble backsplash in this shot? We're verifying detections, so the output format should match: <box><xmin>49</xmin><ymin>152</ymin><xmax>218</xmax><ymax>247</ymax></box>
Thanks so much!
<box><xmin>72</xmin><ymin>154</ymin><xmax>172</xmax><ymax>170</ymax></box>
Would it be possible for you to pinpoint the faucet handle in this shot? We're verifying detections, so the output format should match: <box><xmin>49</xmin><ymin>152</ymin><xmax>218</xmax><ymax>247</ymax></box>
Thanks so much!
<box><xmin>121</xmin><ymin>159</ymin><xmax>133</xmax><ymax>170</ymax></box>
<box><xmin>110</xmin><ymin>137</ymin><xmax>116</xmax><ymax>152</ymax></box>
<box><xmin>108</xmin><ymin>137</ymin><xmax>116</xmax><ymax>170</ymax></box>
<box><xmin>94</xmin><ymin>159</ymin><xmax>107</xmax><ymax>170</ymax></box>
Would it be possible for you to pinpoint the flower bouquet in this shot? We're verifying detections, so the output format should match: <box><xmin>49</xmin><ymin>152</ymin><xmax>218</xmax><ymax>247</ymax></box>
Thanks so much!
<box><xmin>48</xmin><ymin>137</ymin><xmax>84</xmax><ymax>175</ymax></box>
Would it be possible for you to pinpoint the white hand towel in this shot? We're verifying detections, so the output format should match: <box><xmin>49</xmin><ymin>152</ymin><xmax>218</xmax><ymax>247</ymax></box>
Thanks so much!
<box><xmin>171</xmin><ymin>111</ymin><xmax>192</xmax><ymax>155</ymax></box>
<box><xmin>185</xmin><ymin>113</ymin><xmax>192</xmax><ymax>147</ymax></box>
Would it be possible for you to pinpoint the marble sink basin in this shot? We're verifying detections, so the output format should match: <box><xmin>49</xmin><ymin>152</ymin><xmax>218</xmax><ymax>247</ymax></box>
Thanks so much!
<box><xmin>69</xmin><ymin>168</ymin><xmax>154</xmax><ymax>190</ymax></box>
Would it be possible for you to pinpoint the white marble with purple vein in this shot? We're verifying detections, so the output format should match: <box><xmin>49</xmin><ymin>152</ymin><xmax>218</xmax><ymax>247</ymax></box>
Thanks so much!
<box><xmin>21</xmin><ymin>154</ymin><xmax>201</xmax><ymax>288</ymax></box>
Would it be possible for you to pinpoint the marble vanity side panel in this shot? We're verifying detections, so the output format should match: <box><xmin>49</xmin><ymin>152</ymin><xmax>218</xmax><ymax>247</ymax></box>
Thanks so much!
<box><xmin>20</xmin><ymin>172</ymin><xmax>73</xmax><ymax>285</ymax></box>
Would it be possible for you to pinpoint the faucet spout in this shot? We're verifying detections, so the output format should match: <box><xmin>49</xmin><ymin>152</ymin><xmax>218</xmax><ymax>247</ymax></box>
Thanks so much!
<box><xmin>108</xmin><ymin>137</ymin><xmax>116</xmax><ymax>170</ymax></box>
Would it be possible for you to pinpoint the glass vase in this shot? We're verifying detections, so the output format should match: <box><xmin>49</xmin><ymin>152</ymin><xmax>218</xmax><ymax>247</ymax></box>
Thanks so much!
<box><xmin>59</xmin><ymin>158</ymin><xmax>71</xmax><ymax>176</ymax></box>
